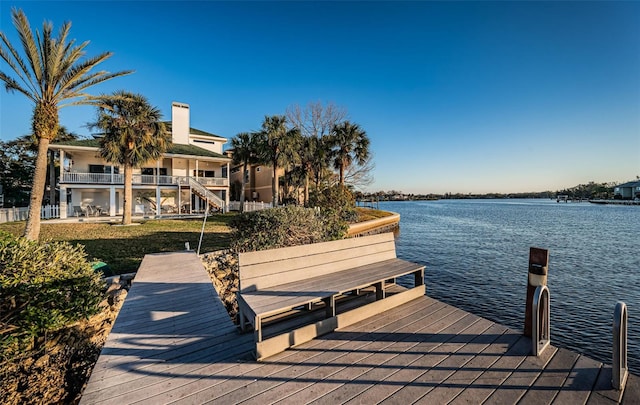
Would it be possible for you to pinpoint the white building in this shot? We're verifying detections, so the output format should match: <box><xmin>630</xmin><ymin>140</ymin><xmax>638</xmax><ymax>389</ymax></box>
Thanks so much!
<box><xmin>49</xmin><ymin>102</ymin><xmax>231</xmax><ymax>218</ymax></box>
<box><xmin>614</xmin><ymin>180</ymin><xmax>640</xmax><ymax>200</ymax></box>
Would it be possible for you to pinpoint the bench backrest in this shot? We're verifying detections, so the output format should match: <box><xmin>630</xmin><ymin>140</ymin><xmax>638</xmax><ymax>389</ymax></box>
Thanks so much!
<box><xmin>238</xmin><ymin>232</ymin><xmax>397</xmax><ymax>292</ymax></box>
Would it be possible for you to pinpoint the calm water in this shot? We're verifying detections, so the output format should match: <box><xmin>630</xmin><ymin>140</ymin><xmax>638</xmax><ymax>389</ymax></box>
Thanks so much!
<box><xmin>382</xmin><ymin>199</ymin><xmax>640</xmax><ymax>374</ymax></box>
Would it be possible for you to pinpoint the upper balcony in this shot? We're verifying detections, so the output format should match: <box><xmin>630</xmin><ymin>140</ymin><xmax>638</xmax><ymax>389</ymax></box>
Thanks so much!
<box><xmin>60</xmin><ymin>173</ymin><xmax>228</xmax><ymax>187</ymax></box>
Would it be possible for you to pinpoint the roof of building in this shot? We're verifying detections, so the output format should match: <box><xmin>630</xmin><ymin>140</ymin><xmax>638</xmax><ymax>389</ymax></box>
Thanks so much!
<box><xmin>616</xmin><ymin>180</ymin><xmax>640</xmax><ymax>188</ymax></box>
<box><xmin>163</xmin><ymin>122</ymin><xmax>226</xmax><ymax>140</ymax></box>
<box><xmin>50</xmin><ymin>139</ymin><xmax>229</xmax><ymax>159</ymax></box>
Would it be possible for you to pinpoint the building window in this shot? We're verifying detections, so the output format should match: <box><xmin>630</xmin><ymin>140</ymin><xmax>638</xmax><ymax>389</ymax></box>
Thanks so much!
<box><xmin>193</xmin><ymin>139</ymin><xmax>215</xmax><ymax>145</ymax></box>
<box><xmin>194</xmin><ymin>170</ymin><xmax>216</xmax><ymax>178</ymax></box>
<box><xmin>142</xmin><ymin>168</ymin><xmax>167</xmax><ymax>176</ymax></box>
<box><xmin>89</xmin><ymin>165</ymin><xmax>120</xmax><ymax>174</ymax></box>
<box><xmin>89</xmin><ymin>164</ymin><xmax>105</xmax><ymax>174</ymax></box>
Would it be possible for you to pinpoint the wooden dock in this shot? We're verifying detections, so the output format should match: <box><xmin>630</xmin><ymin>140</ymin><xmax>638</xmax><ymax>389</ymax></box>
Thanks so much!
<box><xmin>81</xmin><ymin>252</ymin><xmax>639</xmax><ymax>404</ymax></box>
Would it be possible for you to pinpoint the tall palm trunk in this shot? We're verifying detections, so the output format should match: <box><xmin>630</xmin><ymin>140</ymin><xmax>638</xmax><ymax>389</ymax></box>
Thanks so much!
<box><xmin>24</xmin><ymin>138</ymin><xmax>50</xmax><ymax>240</ymax></box>
<box><xmin>272</xmin><ymin>160</ymin><xmax>278</xmax><ymax>207</ymax></box>
<box><xmin>122</xmin><ymin>164</ymin><xmax>133</xmax><ymax>225</ymax></box>
<box><xmin>304</xmin><ymin>173</ymin><xmax>309</xmax><ymax>207</ymax></box>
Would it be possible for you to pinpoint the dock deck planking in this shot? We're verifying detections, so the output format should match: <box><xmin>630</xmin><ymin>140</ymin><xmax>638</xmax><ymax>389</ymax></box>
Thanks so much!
<box><xmin>447</xmin><ymin>335</ymin><xmax>534</xmax><ymax>404</ymax></box>
<box><xmin>307</xmin><ymin>322</ymin><xmax>509</xmax><ymax>404</ymax></box>
<box><xmin>553</xmin><ymin>354</ymin><xmax>604</xmax><ymax>405</ymax></box>
<box><xmin>237</xmin><ymin>304</ymin><xmax>471</xmax><ymax>405</ymax></box>
<box><xmin>412</xmin><ymin>325</ymin><xmax>519</xmax><ymax>404</ymax></box>
<box><xmin>138</xmin><ymin>291</ymin><xmax>440</xmax><ymax>404</ymax></box>
<box><xmin>82</xmin><ymin>252</ymin><xmax>638</xmax><ymax>405</ymax></box>
<box><xmin>80</xmin><ymin>251</ymin><xmax>252</xmax><ymax>405</ymax></box>
<box><xmin>185</xmin><ymin>298</ymin><xmax>455</xmax><ymax>404</ymax></box>
<box><xmin>376</xmin><ymin>318</ymin><xmax>496</xmax><ymax>404</ymax></box>
<box><xmin>482</xmin><ymin>345</ymin><xmax>558</xmax><ymax>404</ymax></box>
<box><xmin>230</xmin><ymin>300</ymin><xmax>458</xmax><ymax>405</ymax></box>
<box><xmin>517</xmin><ymin>347</ymin><xmax>580</xmax><ymax>405</ymax></box>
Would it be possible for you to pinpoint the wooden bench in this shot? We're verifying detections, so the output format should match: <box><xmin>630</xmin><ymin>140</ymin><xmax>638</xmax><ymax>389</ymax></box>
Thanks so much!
<box><xmin>237</xmin><ymin>232</ymin><xmax>425</xmax><ymax>360</ymax></box>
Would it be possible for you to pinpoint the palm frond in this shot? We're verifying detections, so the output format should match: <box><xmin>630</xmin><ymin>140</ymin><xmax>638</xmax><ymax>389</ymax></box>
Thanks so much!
<box><xmin>46</xmin><ymin>24</ymin><xmax>69</xmax><ymax>97</ymax></box>
<box><xmin>93</xmin><ymin>91</ymin><xmax>169</xmax><ymax>168</ymax></box>
<box><xmin>0</xmin><ymin>71</ymin><xmax>36</xmax><ymax>101</ymax></box>
<box><xmin>56</xmin><ymin>53</ymin><xmax>130</xmax><ymax>97</ymax></box>
<box><xmin>34</xmin><ymin>24</ymin><xmax>47</xmax><ymax>96</ymax></box>
<box><xmin>56</xmin><ymin>39</ymin><xmax>85</xmax><ymax>84</ymax></box>
<box><xmin>56</xmin><ymin>48</ymin><xmax>107</xmax><ymax>88</ymax></box>
<box><xmin>0</xmin><ymin>28</ymin><xmax>38</xmax><ymax>96</ymax></box>
<box><xmin>11</xmin><ymin>9</ymin><xmax>44</xmax><ymax>85</ymax></box>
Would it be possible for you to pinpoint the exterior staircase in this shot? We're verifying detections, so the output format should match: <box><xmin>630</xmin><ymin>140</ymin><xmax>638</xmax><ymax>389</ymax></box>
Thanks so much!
<box><xmin>181</xmin><ymin>177</ymin><xmax>226</xmax><ymax>213</ymax></box>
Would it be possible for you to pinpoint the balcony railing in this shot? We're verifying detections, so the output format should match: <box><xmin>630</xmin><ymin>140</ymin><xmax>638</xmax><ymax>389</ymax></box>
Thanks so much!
<box><xmin>61</xmin><ymin>172</ymin><xmax>228</xmax><ymax>187</ymax></box>
<box><xmin>63</xmin><ymin>172</ymin><xmax>116</xmax><ymax>184</ymax></box>
<box><xmin>196</xmin><ymin>177</ymin><xmax>228</xmax><ymax>187</ymax></box>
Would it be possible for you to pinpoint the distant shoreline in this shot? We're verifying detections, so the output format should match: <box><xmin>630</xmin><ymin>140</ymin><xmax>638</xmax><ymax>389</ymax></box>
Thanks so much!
<box><xmin>589</xmin><ymin>199</ymin><xmax>640</xmax><ymax>206</ymax></box>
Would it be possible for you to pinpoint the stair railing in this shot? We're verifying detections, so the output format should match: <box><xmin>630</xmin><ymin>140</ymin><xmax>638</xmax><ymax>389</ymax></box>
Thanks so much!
<box><xmin>185</xmin><ymin>177</ymin><xmax>226</xmax><ymax>212</ymax></box>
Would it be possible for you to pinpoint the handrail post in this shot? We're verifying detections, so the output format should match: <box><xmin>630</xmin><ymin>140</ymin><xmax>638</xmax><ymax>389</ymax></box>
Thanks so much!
<box><xmin>532</xmin><ymin>285</ymin><xmax>550</xmax><ymax>356</ymax></box>
<box><xmin>612</xmin><ymin>301</ymin><xmax>628</xmax><ymax>390</ymax></box>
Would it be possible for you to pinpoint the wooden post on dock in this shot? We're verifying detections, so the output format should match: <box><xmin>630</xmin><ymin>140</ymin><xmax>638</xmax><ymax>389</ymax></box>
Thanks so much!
<box><xmin>525</xmin><ymin>247</ymin><xmax>549</xmax><ymax>337</ymax></box>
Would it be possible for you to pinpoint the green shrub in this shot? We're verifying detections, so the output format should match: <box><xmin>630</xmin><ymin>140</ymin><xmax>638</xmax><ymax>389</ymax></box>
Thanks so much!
<box><xmin>309</xmin><ymin>185</ymin><xmax>358</xmax><ymax>223</ymax></box>
<box><xmin>0</xmin><ymin>232</ymin><xmax>104</xmax><ymax>360</ymax></box>
<box><xmin>230</xmin><ymin>206</ymin><xmax>347</xmax><ymax>252</ymax></box>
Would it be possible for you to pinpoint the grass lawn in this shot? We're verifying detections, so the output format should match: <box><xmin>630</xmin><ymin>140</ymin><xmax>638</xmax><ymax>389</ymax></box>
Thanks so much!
<box><xmin>0</xmin><ymin>215</ymin><xmax>234</xmax><ymax>274</ymax></box>
<box><xmin>0</xmin><ymin>208</ymin><xmax>393</xmax><ymax>275</ymax></box>
<box><xmin>355</xmin><ymin>207</ymin><xmax>394</xmax><ymax>222</ymax></box>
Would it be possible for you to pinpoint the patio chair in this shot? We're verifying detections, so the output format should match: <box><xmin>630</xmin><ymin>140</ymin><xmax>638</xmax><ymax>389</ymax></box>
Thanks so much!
<box><xmin>87</xmin><ymin>205</ymin><xmax>101</xmax><ymax>217</ymax></box>
<box><xmin>73</xmin><ymin>206</ymin><xmax>86</xmax><ymax>217</ymax></box>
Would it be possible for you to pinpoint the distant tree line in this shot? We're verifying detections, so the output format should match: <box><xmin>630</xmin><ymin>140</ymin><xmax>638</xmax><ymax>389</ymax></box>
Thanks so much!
<box><xmin>359</xmin><ymin>181</ymin><xmax>619</xmax><ymax>201</ymax></box>
<box><xmin>556</xmin><ymin>181</ymin><xmax>617</xmax><ymax>200</ymax></box>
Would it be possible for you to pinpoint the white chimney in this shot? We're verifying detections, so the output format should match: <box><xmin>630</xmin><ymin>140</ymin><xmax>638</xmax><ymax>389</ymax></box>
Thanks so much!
<box><xmin>171</xmin><ymin>102</ymin><xmax>190</xmax><ymax>145</ymax></box>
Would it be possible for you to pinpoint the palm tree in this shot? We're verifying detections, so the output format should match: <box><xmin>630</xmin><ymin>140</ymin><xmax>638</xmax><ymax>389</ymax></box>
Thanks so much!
<box><xmin>256</xmin><ymin>115</ymin><xmax>300</xmax><ymax>206</ymax></box>
<box><xmin>298</xmin><ymin>135</ymin><xmax>316</xmax><ymax>206</ymax></box>
<box><xmin>310</xmin><ymin>134</ymin><xmax>334</xmax><ymax>191</ymax></box>
<box><xmin>0</xmin><ymin>9</ymin><xmax>131</xmax><ymax>239</ymax></box>
<box><xmin>230</xmin><ymin>131</ymin><xmax>258</xmax><ymax>212</ymax></box>
<box><xmin>93</xmin><ymin>91</ymin><xmax>170</xmax><ymax>225</ymax></box>
<box><xmin>297</xmin><ymin>134</ymin><xmax>334</xmax><ymax>206</ymax></box>
<box><xmin>330</xmin><ymin>121</ymin><xmax>371</xmax><ymax>187</ymax></box>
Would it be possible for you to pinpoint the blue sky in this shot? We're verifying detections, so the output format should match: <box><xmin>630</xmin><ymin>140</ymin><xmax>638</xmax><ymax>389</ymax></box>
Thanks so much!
<box><xmin>1</xmin><ymin>1</ymin><xmax>638</xmax><ymax>194</ymax></box>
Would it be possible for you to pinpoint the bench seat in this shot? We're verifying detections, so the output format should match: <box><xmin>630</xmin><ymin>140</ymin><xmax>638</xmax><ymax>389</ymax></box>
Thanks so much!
<box><xmin>241</xmin><ymin>258</ymin><xmax>423</xmax><ymax>318</ymax></box>
<box><xmin>237</xmin><ymin>233</ymin><xmax>425</xmax><ymax>360</ymax></box>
